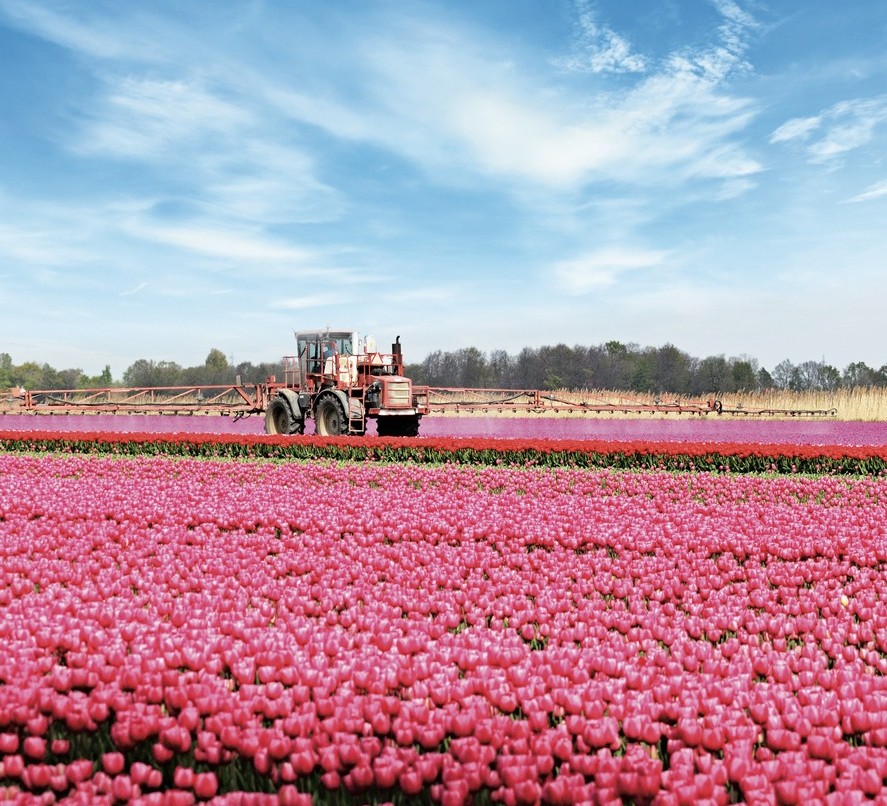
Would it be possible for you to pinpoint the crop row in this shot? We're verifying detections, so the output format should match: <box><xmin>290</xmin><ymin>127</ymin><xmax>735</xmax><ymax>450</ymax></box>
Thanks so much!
<box><xmin>2</xmin><ymin>454</ymin><xmax>887</xmax><ymax>803</ymax></box>
<box><xmin>2</xmin><ymin>430</ymin><xmax>887</xmax><ymax>475</ymax></box>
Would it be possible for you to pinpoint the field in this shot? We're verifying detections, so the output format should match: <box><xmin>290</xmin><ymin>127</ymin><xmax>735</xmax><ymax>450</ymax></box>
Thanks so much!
<box><xmin>2</xmin><ymin>414</ymin><xmax>887</xmax><ymax>449</ymax></box>
<box><xmin>2</xmin><ymin>431</ymin><xmax>887</xmax><ymax>804</ymax></box>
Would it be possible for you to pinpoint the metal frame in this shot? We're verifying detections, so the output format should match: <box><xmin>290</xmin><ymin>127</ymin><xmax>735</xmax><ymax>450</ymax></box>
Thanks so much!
<box><xmin>422</xmin><ymin>388</ymin><xmax>837</xmax><ymax>417</ymax></box>
<box><xmin>21</xmin><ymin>384</ymin><xmax>266</xmax><ymax>417</ymax></box>
<box><xmin>13</xmin><ymin>382</ymin><xmax>837</xmax><ymax>419</ymax></box>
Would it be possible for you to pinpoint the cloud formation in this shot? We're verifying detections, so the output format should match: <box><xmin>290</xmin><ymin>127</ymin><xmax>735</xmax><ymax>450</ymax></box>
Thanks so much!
<box><xmin>555</xmin><ymin>0</ymin><xmax>646</xmax><ymax>74</ymax></box>
<box><xmin>551</xmin><ymin>247</ymin><xmax>667</xmax><ymax>293</ymax></box>
<box><xmin>770</xmin><ymin>96</ymin><xmax>887</xmax><ymax>163</ymax></box>
<box><xmin>844</xmin><ymin>180</ymin><xmax>887</xmax><ymax>204</ymax></box>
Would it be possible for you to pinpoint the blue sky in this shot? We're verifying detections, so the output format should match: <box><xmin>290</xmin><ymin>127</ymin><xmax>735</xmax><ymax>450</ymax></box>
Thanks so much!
<box><xmin>1</xmin><ymin>0</ymin><xmax>885</xmax><ymax>378</ymax></box>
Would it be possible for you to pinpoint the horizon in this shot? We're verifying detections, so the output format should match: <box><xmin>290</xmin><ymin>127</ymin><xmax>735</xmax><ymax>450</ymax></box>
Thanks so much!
<box><xmin>2</xmin><ymin>1</ymin><xmax>885</xmax><ymax>376</ymax></box>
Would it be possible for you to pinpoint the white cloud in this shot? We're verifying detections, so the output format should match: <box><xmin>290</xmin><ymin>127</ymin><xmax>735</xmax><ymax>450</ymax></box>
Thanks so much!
<box><xmin>771</xmin><ymin>96</ymin><xmax>887</xmax><ymax>163</ymax></box>
<box><xmin>74</xmin><ymin>77</ymin><xmax>250</xmax><ymax>160</ymax></box>
<box><xmin>555</xmin><ymin>0</ymin><xmax>646</xmax><ymax>75</ymax></box>
<box><xmin>844</xmin><ymin>180</ymin><xmax>887</xmax><ymax>204</ymax></box>
<box><xmin>203</xmin><ymin>142</ymin><xmax>344</xmax><ymax>225</ymax></box>
<box><xmin>0</xmin><ymin>0</ymin><xmax>161</xmax><ymax>61</ymax></box>
<box><xmin>770</xmin><ymin>116</ymin><xmax>821</xmax><ymax>144</ymax></box>
<box><xmin>12</xmin><ymin>0</ymin><xmax>767</xmax><ymax>204</ymax></box>
<box><xmin>362</xmin><ymin>44</ymin><xmax>762</xmax><ymax>191</ymax></box>
<box><xmin>270</xmin><ymin>294</ymin><xmax>344</xmax><ymax>310</ymax></box>
<box><xmin>124</xmin><ymin>221</ymin><xmax>317</xmax><ymax>265</ymax></box>
<box><xmin>120</xmin><ymin>281</ymin><xmax>147</xmax><ymax>297</ymax></box>
<box><xmin>389</xmin><ymin>285</ymin><xmax>460</xmax><ymax>305</ymax></box>
<box><xmin>551</xmin><ymin>247</ymin><xmax>666</xmax><ymax>293</ymax></box>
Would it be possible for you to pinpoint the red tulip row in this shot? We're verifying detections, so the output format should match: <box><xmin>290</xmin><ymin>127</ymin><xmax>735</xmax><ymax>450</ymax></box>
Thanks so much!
<box><xmin>2</xmin><ymin>453</ymin><xmax>887</xmax><ymax>803</ymax></box>
<box><xmin>2</xmin><ymin>429</ymin><xmax>887</xmax><ymax>474</ymax></box>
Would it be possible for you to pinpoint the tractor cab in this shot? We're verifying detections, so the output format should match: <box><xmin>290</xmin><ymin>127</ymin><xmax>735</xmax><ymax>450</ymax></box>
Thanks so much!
<box><xmin>295</xmin><ymin>330</ymin><xmax>358</xmax><ymax>390</ymax></box>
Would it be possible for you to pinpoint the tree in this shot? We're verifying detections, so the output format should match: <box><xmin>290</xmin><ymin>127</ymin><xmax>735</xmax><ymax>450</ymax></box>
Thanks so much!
<box><xmin>771</xmin><ymin>359</ymin><xmax>796</xmax><ymax>390</ymax></box>
<box><xmin>630</xmin><ymin>350</ymin><xmax>655</xmax><ymax>393</ymax></box>
<box><xmin>79</xmin><ymin>366</ymin><xmax>114</xmax><ymax>388</ymax></box>
<box><xmin>13</xmin><ymin>362</ymin><xmax>46</xmax><ymax>390</ymax></box>
<box><xmin>842</xmin><ymin>361</ymin><xmax>880</xmax><ymax>387</ymax></box>
<box><xmin>488</xmin><ymin>349</ymin><xmax>513</xmax><ymax>388</ymax></box>
<box><xmin>512</xmin><ymin>347</ymin><xmax>546</xmax><ymax>390</ymax></box>
<box><xmin>0</xmin><ymin>353</ymin><xmax>13</xmax><ymax>389</ymax></box>
<box><xmin>795</xmin><ymin>360</ymin><xmax>840</xmax><ymax>391</ymax></box>
<box><xmin>694</xmin><ymin>355</ymin><xmax>730</xmax><ymax>394</ymax></box>
<box><xmin>123</xmin><ymin>360</ymin><xmax>183</xmax><ymax>387</ymax></box>
<box><xmin>730</xmin><ymin>358</ymin><xmax>759</xmax><ymax>391</ymax></box>
<box><xmin>601</xmin><ymin>341</ymin><xmax>636</xmax><ymax>390</ymax></box>
<box><xmin>455</xmin><ymin>347</ymin><xmax>490</xmax><ymax>388</ymax></box>
<box><xmin>650</xmin><ymin>344</ymin><xmax>692</xmax><ymax>394</ymax></box>
<box><xmin>203</xmin><ymin>348</ymin><xmax>231</xmax><ymax>385</ymax></box>
<box><xmin>538</xmin><ymin>344</ymin><xmax>581</xmax><ymax>390</ymax></box>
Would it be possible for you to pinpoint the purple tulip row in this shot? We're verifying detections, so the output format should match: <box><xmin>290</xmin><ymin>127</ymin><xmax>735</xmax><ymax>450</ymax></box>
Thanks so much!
<box><xmin>2</xmin><ymin>413</ymin><xmax>887</xmax><ymax>447</ymax></box>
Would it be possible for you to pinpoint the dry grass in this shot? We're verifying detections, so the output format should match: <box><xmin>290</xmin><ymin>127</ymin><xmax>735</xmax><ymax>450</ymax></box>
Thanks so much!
<box><xmin>713</xmin><ymin>387</ymin><xmax>887</xmax><ymax>422</ymax></box>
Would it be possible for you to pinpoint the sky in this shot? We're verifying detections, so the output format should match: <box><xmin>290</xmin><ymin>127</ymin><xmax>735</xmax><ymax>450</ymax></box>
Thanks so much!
<box><xmin>1</xmin><ymin>0</ymin><xmax>885</xmax><ymax>379</ymax></box>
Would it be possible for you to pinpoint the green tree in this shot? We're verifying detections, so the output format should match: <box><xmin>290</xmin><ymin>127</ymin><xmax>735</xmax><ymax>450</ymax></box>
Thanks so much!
<box><xmin>79</xmin><ymin>366</ymin><xmax>114</xmax><ymax>388</ymax></box>
<box><xmin>842</xmin><ymin>361</ymin><xmax>879</xmax><ymax>387</ymax></box>
<box><xmin>0</xmin><ymin>353</ymin><xmax>12</xmax><ymax>389</ymax></box>
<box><xmin>203</xmin><ymin>348</ymin><xmax>231</xmax><ymax>385</ymax></box>
<box><xmin>730</xmin><ymin>358</ymin><xmax>759</xmax><ymax>391</ymax></box>
<box><xmin>694</xmin><ymin>355</ymin><xmax>730</xmax><ymax>394</ymax></box>
<box><xmin>13</xmin><ymin>361</ymin><xmax>46</xmax><ymax>390</ymax></box>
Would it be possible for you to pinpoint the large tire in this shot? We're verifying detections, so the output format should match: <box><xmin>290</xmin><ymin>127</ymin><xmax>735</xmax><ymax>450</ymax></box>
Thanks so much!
<box><xmin>315</xmin><ymin>395</ymin><xmax>347</xmax><ymax>436</ymax></box>
<box><xmin>376</xmin><ymin>416</ymin><xmax>420</xmax><ymax>437</ymax></box>
<box><xmin>264</xmin><ymin>397</ymin><xmax>305</xmax><ymax>435</ymax></box>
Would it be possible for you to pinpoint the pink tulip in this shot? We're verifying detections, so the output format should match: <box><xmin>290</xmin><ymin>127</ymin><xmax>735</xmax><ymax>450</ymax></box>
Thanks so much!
<box><xmin>192</xmin><ymin>771</ymin><xmax>218</xmax><ymax>799</ymax></box>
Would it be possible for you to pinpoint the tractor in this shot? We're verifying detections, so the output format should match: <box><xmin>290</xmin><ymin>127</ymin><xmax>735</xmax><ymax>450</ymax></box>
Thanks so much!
<box><xmin>263</xmin><ymin>330</ymin><xmax>429</xmax><ymax>437</ymax></box>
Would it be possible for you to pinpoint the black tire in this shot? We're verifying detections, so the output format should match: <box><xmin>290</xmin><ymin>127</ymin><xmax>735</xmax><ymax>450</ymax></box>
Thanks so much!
<box><xmin>264</xmin><ymin>397</ymin><xmax>305</xmax><ymax>435</ymax></box>
<box><xmin>376</xmin><ymin>416</ymin><xmax>420</xmax><ymax>437</ymax></box>
<box><xmin>315</xmin><ymin>395</ymin><xmax>347</xmax><ymax>436</ymax></box>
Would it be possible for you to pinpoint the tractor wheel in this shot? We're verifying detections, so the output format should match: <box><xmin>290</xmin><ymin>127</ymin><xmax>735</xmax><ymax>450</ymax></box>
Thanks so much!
<box><xmin>376</xmin><ymin>416</ymin><xmax>420</xmax><ymax>437</ymax></box>
<box><xmin>399</xmin><ymin>416</ymin><xmax>420</xmax><ymax>437</ymax></box>
<box><xmin>315</xmin><ymin>395</ymin><xmax>347</xmax><ymax>436</ymax></box>
<box><xmin>264</xmin><ymin>397</ymin><xmax>305</xmax><ymax>435</ymax></box>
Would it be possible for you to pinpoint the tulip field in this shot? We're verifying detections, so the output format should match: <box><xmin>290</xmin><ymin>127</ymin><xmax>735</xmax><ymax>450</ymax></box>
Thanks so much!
<box><xmin>2</xmin><ymin>431</ymin><xmax>887</xmax><ymax>804</ymax></box>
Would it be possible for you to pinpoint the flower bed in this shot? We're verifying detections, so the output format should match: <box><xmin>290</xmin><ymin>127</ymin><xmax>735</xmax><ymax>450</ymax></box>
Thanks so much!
<box><xmin>2</xmin><ymin>430</ymin><xmax>887</xmax><ymax>475</ymax></box>
<box><xmin>2</xmin><ymin>454</ymin><xmax>887</xmax><ymax>803</ymax></box>
<box><xmin>3</xmin><ymin>414</ymin><xmax>887</xmax><ymax>447</ymax></box>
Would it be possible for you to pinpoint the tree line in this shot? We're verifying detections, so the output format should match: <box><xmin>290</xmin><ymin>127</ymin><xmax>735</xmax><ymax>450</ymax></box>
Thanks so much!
<box><xmin>3</xmin><ymin>342</ymin><xmax>886</xmax><ymax>395</ymax></box>
<box><xmin>1</xmin><ymin>349</ymin><xmax>283</xmax><ymax>393</ymax></box>
<box><xmin>403</xmin><ymin>341</ymin><xmax>887</xmax><ymax>394</ymax></box>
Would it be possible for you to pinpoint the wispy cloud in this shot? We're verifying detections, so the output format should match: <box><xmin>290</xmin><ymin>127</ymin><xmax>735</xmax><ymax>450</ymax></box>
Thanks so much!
<box><xmin>123</xmin><ymin>220</ymin><xmax>319</xmax><ymax>266</ymax></box>
<box><xmin>4</xmin><ymin>0</ymin><xmax>766</xmax><ymax>203</ymax></box>
<box><xmin>368</xmin><ymin>49</ymin><xmax>760</xmax><ymax>192</ymax></box>
<box><xmin>0</xmin><ymin>0</ymin><xmax>163</xmax><ymax>61</ymax></box>
<box><xmin>843</xmin><ymin>180</ymin><xmax>887</xmax><ymax>204</ymax></box>
<box><xmin>550</xmin><ymin>247</ymin><xmax>667</xmax><ymax>293</ymax></box>
<box><xmin>389</xmin><ymin>285</ymin><xmax>460</xmax><ymax>305</ymax></box>
<box><xmin>73</xmin><ymin>77</ymin><xmax>250</xmax><ymax>161</ymax></box>
<box><xmin>270</xmin><ymin>294</ymin><xmax>344</xmax><ymax>310</ymax></box>
<box><xmin>770</xmin><ymin>96</ymin><xmax>887</xmax><ymax>163</ymax></box>
<box><xmin>0</xmin><ymin>195</ymin><xmax>108</xmax><ymax>270</ymax></box>
<box><xmin>120</xmin><ymin>281</ymin><xmax>147</xmax><ymax>297</ymax></box>
<box><xmin>554</xmin><ymin>0</ymin><xmax>646</xmax><ymax>74</ymax></box>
